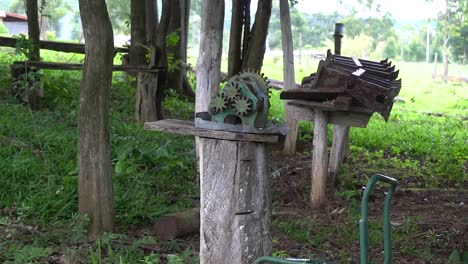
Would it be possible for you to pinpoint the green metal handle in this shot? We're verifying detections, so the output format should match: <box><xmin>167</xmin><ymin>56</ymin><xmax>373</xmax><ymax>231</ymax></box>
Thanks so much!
<box><xmin>359</xmin><ymin>174</ymin><xmax>398</xmax><ymax>264</ymax></box>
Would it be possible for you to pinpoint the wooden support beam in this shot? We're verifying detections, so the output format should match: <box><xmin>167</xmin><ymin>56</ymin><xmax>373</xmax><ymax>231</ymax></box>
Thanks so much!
<box><xmin>0</xmin><ymin>36</ymin><xmax>128</xmax><ymax>54</ymax></box>
<box><xmin>329</xmin><ymin>125</ymin><xmax>350</xmax><ymax>188</ymax></box>
<box><xmin>144</xmin><ymin>119</ymin><xmax>279</xmax><ymax>143</ymax></box>
<box><xmin>199</xmin><ymin>138</ymin><xmax>271</xmax><ymax>263</ymax></box>
<box><xmin>311</xmin><ymin>110</ymin><xmax>329</xmax><ymax>208</ymax></box>
<box><xmin>11</xmin><ymin>61</ymin><xmax>161</xmax><ymax>73</ymax></box>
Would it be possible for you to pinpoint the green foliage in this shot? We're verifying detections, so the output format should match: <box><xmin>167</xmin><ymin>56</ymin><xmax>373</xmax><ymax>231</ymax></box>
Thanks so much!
<box><xmin>13</xmin><ymin>34</ymin><xmax>34</xmax><ymax>59</ymax></box>
<box><xmin>166</xmin><ymin>31</ymin><xmax>182</xmax><ymax>72</ymax></box>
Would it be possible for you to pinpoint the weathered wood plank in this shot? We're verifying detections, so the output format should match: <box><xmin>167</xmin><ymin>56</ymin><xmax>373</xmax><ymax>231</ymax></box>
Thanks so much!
<box><xmin>311</xmin><ymin>110</ymin><xmax>329</xmax><ymax>208</ymax></box>
<box><xmin>11</xmin><ymin>61</ymin><xmax>162</xmax><ymax>73</ymax></box>
<box><xmin>288</xmin><ymin>100</ymin><xmax>373</xmax><ymax>114</ymax></box>
<box><xmin>280</xmin><ymin>88</ymin><xmax>344</xmax><ymax>101</ymax></box>
<box><xmin>144</xmin><ymin>119</ymin><xmax>279</xmax><ymax>143</ymax></box>
<box><xmin>200</xmin><ymin>138</ymin><xmax>271</xmax><ymax>263</ymax></box>
<box><xmin>0</xmin><ymin>36</ymin><xmax>128</xmax><ymax>54</ymax></box>
<box><xmin>328</xmin><ymin>112</ymin><xmax>371</xmax><ymax>127</ymax></box>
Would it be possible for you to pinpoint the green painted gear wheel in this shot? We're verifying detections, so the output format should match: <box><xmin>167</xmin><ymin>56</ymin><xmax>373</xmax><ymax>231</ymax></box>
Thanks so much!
<box><xmin>223</xmin><ymin>83</ymin><xmax>241</xmax><ymax>102</ymax></box>
<box><xmin>209</xmin><ymin>93</ymin><xmax>228</xmax><ymax>114</ymax></box>
<box><xmin>232</xmin><ymin>96</ymin><xmax>253</xmax><ymax>116</ymax></box>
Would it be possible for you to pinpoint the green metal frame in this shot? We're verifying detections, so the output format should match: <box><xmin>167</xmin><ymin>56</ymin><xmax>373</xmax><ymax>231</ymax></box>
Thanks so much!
<box><xmin>254</xmin><ymin>174</ymin><xmax>398</xmax><ymax>264</ymax></box>
<box><xmin>360</xmin><ymin>174</ymin><xmax>397</xmax><ymax>264</ymax></box>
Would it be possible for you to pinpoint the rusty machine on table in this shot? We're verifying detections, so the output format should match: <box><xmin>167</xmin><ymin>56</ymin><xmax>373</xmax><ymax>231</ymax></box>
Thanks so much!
<box><xmin>282</xmin><ymin>50</ymin><xmax>401</xmax><ymax>125</ymax></box>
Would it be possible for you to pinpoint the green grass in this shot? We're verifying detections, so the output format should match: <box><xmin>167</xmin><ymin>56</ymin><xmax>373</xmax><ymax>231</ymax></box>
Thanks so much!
<box><xmin>0</xmin><ymin>47</ymin><xmax>467</xmax><ymax>262</ymax></box>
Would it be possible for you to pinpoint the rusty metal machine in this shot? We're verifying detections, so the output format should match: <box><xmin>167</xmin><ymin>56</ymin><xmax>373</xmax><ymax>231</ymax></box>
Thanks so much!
<box><xmin>209</xmin><ymin>70</ymin><xmax>270</xmax><ymax>128</ymax></box>
<box><xmin>196</xmin><ymin>70</ymin><xmax>285</xmax><ymax>134</ymax></box>
<box><xmin>281</xmin><ymin>50</ymin><xmax>401</xmax><ymax>121</ymax></box>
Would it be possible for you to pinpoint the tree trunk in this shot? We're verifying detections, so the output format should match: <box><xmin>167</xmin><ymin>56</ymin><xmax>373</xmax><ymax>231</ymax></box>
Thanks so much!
<box><xmin>130</xmin><ymin>0</ymin><xmax>148</xmax><ymax>66</ymax></box>
<box><xmin>181</xmin><ymin>0</ymin><xmax>194</xmax><ymax>98</ymax></box>
<box><xmin>154</xmin><ymin>0</ymin><xmax>171</xmax><ymax>120</ymax></box>
<box><xmin>280</xmin><ymin>0</ymin><xmax>298</xmax><ymax>155</ymax></box>
<box><xmin>228</xmin><ymin>0</ymin><xmax>243</xmax><ymax>77</ymax></box>
<box><xmin>241</xmin><ymin>0</ymin><xmax>251</xmax><ymax>63</ymax></box>
<box><xmin>135</xmin><ymin>72</ymin><xmax>159</xmax><ymax>123</ymax></box>
<box><xmin>195</xmin><ymin>0</ymin><xmax>224</xmax><ymax>113</ymax></box>
<box><xmin>78</xmin><ymin>0</ymin><xmax>115</xmax><ymax>240</ymax></box>
<box><xmin>167</xmin><ymin>0</ymin><xmax>184</xmax><ymax>95</ymax></box>
<box><xmin>242</xmin><ymin>0</ymin><xmax>272</xmax><ymax>71</ymax></box>
<box><xmin>135</xmin><ymin>0</ymin><xmax>170</xmax><ymax>122</ymax></box>
<box><xmin>146</xmin><ymin>0</ymin><xmax>158</xmax><ymax>46</ymax></box>
<box><xmin>25</xmin><ymin>0</ymin><xmax>40</xmax><ymax>61</ymax></box>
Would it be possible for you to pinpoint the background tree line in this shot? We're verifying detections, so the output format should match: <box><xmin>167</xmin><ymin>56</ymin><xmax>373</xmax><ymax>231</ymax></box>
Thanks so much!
<box><xmin>1</xmin><ymin>0</ymin><xmax>467</xmax><ymax>64</ymax></box>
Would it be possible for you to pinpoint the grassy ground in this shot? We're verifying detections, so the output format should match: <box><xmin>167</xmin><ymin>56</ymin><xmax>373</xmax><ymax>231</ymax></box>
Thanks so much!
<box><xmin>0</xmin><ymin>47</ymin><xmax>466</xmax><ymax>263</ymax></box>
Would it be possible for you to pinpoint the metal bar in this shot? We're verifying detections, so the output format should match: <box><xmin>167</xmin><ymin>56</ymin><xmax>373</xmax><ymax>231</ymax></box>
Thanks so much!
<box><xmin>359</xmin><ymin>174</ymin><xmax>397</xmax><ymax>264</ymax></box>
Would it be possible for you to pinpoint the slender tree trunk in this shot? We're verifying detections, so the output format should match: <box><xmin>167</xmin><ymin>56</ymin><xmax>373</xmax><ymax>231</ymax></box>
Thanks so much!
<box><xmin>241</xmin><ymin>0</ymin><xmax>251</xmax><ymax>62</ymax></box>
<box><xmin>195</xmin><ymin>0</ymin><xmax>224</xmax><ymax>113</ymax></box>
<box><xmin>228</xmin><ymin>0</ymin><xmax>243</xmax><ymax>77</ymax></box>
<box><xmin>181</xmin><ymin>0</ymin><xmax>194</xmax><ymax>97</ymax></box>
<box><xmin>130</xmin><ymin>0</ymin><xmax>148</xmax><ymax>66</ymax></box>
<box><xmin>242</xmin><ymin>0</ymin><xmax>272</xmax><ymax>71</ymax></box>
<box><xmin>154</xmin><ymin>0</ymin><xmax>171</xmax><ymax>119</ymax></box>
<box><xmin>78</xmin><ymin>0</ymin><xmax>115</xmax><ymax>240</ymax></box>
<box><xmin>146</xmin><ymin>0</ymin><xmax>158</xmax><ymax>47</ymax></box>
<box><xmin>26</xmin><ymin>0</ymin><xmax>40</xmax><ymax>61</ymax></box>
<box><xmin>280</xmin><ymin>0</ymin><xmax>298</xmax><ymax>155</ymax></box>
<box><xmin>167</xmin><ymin>0</ymin><xmax>184</xmax><ymax>95</ymax></box>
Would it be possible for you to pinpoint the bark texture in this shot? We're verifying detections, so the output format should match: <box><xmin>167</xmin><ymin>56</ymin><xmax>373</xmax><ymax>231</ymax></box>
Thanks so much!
<box><xmin>199</xmin><ymin>139</ymin><xmax>272</xmax><ymax>264</ymax></box>
<box><xmin>242</xmin><ymin>0</ymin><xmax>272</xmax><ymax>71</ymax></box>
<box><xmin>78</xmin><ymin>0</ymin><xmax>115</xmax><ymax>240</ymax></box>
<box><xmin>280</xmin><ymin>0</ymin><xmax>298</xmax><ymax>155</ymax></box>
<box><xmin>228</xmin><ymin>0</ymin><xmax>243</xmax><ymax>77</ymax></box>
<box><xmin>130</xmin><ymin>0</ymin><xmax>148</xmax><ymax>66</ymax></box>
<box><xmin>135</xmin><ymin>72</ymin><xmax>159</xmax><ymax>123</ymax></box>
<box><xmin>25</xmin><ymin>0</ymin><xmax>40</xmax><ymax>61</ymax></box>
<box><xmin>195</xmin><ymin>0</ymin><xmax>224</xmax><ymax>113</ymax></box>
<box><xmin>311</xmin><ymin>110</ymin><xmax>328</xmax><ymax>208</ymax></box>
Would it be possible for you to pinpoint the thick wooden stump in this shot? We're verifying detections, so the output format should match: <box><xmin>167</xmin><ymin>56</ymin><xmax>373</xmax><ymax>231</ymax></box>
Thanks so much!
<box><xmin>199</xmin><ymin>138</ymin><xmax>271</xmax><ymax>264</ymax></box>
<box><xmin>311</xmin><ymin>110</ymin><xmax>329</xmax><ymax>208</ymax></box>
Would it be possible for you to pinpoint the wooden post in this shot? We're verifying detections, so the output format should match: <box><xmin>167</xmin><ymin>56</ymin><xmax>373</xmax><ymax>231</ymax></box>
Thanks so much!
<box><xmin>311</xmin><ymin>110</ymin><xmax>328</xmax><ymax>208</ymax></box>
<box><xmin>200</xmin><ymin>138</ymin><xmax>271</xmax><ymax>263</ymax></box>
<box><xmin>145</xmin><ymin>120</ymin><xmax>276</xmax><ymax>264</ymax></box>
<box><xmin>329</xmin><ymin>23</ymin><xmax>349</xmax><ymax>189</ymax></box>
<box><xmin>329</xmin><ymin>125</ymin><xmax>349</xmax><ymax>188</ymax></box>
<box><xmin>280</xmin><ymin>0</ymin><xmax>298</xmax><ymax>155</ymax></box>
<box><xmin>433</xmin><ymin>52</ymin><xmax>438</xmax><ymax>80</ymax></box>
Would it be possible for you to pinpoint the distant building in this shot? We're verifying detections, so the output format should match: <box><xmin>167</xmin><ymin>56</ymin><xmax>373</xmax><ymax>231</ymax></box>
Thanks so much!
<box><xmin>0</xmin><ymin>10</ymin><xmax>28</xmax><ymax>35</ymax></box>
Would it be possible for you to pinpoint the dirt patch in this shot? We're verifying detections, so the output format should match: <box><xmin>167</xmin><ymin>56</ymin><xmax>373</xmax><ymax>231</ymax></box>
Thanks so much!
<box><xmin>269</xmin><ymin>150</ymin><xmax>467</xmax><ymax>263</ymax></box>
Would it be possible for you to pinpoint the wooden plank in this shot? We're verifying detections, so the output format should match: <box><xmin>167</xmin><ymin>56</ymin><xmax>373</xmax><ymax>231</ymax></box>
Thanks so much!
<box><xmin>200</xmin><ymin>138</ymin><xmax>271</xmax><ymax>263</ymax></box>
<box><xmin>280</xmin><ymin>88</ymin><xmax>343</xmax><ymax>101</ymax></box>
<box><xmin>328</xmin><ymin>112</ymin><xmax>371</xmax><ymax>127</ymax></box>
<box><xmin>288</xmin><ymin>100</ymin><xmax>374</xmax><ymax>114</ymax></box>
<box><xmin>334</xmin><ymin>96</ymin><xmax>352</xmax><ymax>111</ymax></box>
<box><xmin>144</xmin><ymin>119</ymin><xmax>279</xmax><ymax>143</ymax></box>
<box><xmin>311</xmin><ymin>110</ymin><xmax>329</xmax><ymax>208</ymax></box>
<box><xmin>11</xmin><ymin>61</ymin><xmax>162</xmax><ymax>73</ymax></box>
<box><xmin>0</xmin><ymin>36</ymin><xmax>128</xmax><ymax>54</ymax></box>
